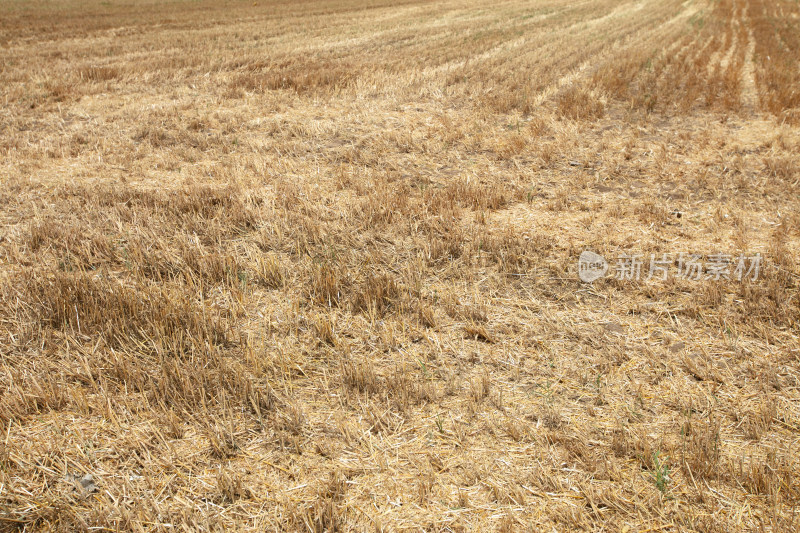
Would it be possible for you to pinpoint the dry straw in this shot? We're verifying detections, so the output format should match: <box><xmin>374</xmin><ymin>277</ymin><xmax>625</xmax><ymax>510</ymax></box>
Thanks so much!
<box><xmin>0</xmin><ymin>0</ymin><xmax>799</xmax><ymax>530</ymax></box>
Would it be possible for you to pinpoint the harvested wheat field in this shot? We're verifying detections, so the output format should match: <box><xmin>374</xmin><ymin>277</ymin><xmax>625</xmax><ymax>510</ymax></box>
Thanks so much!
<box><xmin>1</xmin><ymin>0</ymin><xmax>799</xmax><ymax>530</ymax></box>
